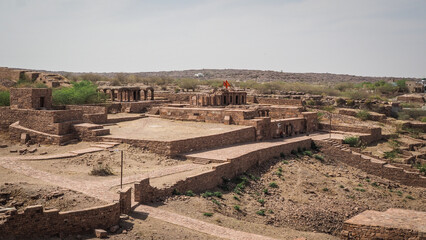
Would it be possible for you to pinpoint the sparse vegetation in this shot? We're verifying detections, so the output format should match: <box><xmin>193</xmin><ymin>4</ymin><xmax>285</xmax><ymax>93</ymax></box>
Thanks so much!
<box><xmin>256</xmin><ymin>209</ymin><xmax>266</xmax><ymax>216</ymax></box>
<box><xmin>355</xmin><ymin>110</ymin><xmax>371</xmax><ymax>121</ymax></box>
<box><xmin>234</xmin><ymin>205</ymin><xmax>241</xmax><ymax>211</ymax></box>
<box><xmin>0</xmin><ymin>91</ymin><xmax>10</xmax><ymax>106</ymax></box>
<box><xmin>185</xmin><ymin>190</ymin><xmax>195</xmax><ymax>197</ymax></box>
<box><xmin>343</xmin><ymin>136</ymin><xmax>360</xmax><ymax>147</ymax></box>
<box><xmin>203</xmin><ymin>212</ymin><xmax>213</xmax><ymax>217</ymax></box>
<box><xmin>89</xmin><ymin>163</ymin><xmax>114</xmax><ymax>176</ymax></box>
<box><xmin>269</xmin><ymin>182</ymin><xmax>278</xmax><ymax>188</ymax></box>
<box><xmin>314</xmin><ymin>154</ymin><xmax>324</xmax><ymax>161</ymax></box>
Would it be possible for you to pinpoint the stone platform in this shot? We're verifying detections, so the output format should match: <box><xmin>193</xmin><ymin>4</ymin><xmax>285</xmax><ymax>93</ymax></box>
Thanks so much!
<box><xmin>341</xmin><ymin>208</ymin><xmax>426</xmax><ymax>239</ymax></box>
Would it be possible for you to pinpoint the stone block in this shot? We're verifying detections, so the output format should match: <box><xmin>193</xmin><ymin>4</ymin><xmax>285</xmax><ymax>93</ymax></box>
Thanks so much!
<box><xmin>95</xmin><ymin>229</ymin><xmax>107</xmax><ymax>238</ymax></box>
<box><xmin>20</xmin><ymin>133</ymin><xmax>30</xmax><ymax>144</ymax></box>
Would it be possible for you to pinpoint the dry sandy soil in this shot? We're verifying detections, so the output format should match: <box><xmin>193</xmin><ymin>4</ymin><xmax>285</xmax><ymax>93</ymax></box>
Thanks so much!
<box><xmin>0</xmin><ymin>182</ymin><xmax>105</xmax><ymax>212</ymax></box>
<box><xmin>153</xmin><ymin>153</ymin><xmax>425</xmax><ymax>238</ymax></box>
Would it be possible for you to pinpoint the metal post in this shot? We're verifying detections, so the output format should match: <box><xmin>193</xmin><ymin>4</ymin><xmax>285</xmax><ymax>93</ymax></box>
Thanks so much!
<box><xmin>329</xmin><ymin>113</ymin><xmax>332</xmax><ymax>139</ymax></box>
<box><xmin>120</xmin><ymin>150</ymin><xmax>123</xmax><ymax>189</ymax></box>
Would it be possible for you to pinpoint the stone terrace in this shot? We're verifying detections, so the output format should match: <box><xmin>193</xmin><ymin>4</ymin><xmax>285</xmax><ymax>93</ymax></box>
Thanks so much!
<box><xmin>341</xmin><ymin>208</ymin><xmax>426</xmax><ymax>239</ymax></box>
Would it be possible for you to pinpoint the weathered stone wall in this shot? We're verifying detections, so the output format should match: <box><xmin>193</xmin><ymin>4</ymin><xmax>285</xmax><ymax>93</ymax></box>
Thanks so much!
<box><xmin>268</xmin><ymin>106</ymin><xmax>304</xmax><ymax>119</ymax></box>
<box><xmin>255</xmin><ymin>97</ymin><xmax>303</xmax><ymax>106</ymax></box>
<box><xmin>105</xmin><ymin>100</ymin><xmax>169</xmax><ymax>113</ymax></box>
<box><xmin>338</xmin><ymin>109</ymin><xmax>387</xmax><ymax>121</ymax></box>
<box><xmin>103</xmin><ymin>126</ymin><xmax>256</xmax><ymax>156</ymax></box>
<box><xmin>154</xmin><ymin>92</ymin><xmax>193</xmax><ymax>102</ymax></box>
<box><xmin>66</xmin><ymin>105</ymin><xmax>107</xmax><ymax>124</ymax></box>
<box><xmin>0</xmin><ymin>203</ymin><xmax>120</xmax><ymax>239</ymax></box>
<box><xmin>119</xmin><ymin>187</ymin><xmax>132</xmax><ymax>214</ymax></box>
<box><xmin>10</xmin><ymin>88</ymin><xmax>53</xmax><ymax>110</ymax></box>
<box><xmin>316</xmin><ymin>140</ymin><xmax>426</xmax><ymax>187</ymax></box>
<box><xmin>135</xmin><ymin>138</ymin><xmax>312</xmax><ymax>203</ymax></box>
<box><xmin>341</xmin><ymin>222</ymin><xmax>421</xmax><ymax>239</ymax></box>
<box><xmin>169</xmin><ymin>126</ymin><xmax>256</xmax><ymax>155</ymax></box>
<box><xmin>319</xmin><ymin>123</ymin><xmax>382</xmax><ymax>145</ymax></box>
<box><xmin>9</xmin><ymin>122</ymin><xmax>77</xmax><ymax>145</ymax></box>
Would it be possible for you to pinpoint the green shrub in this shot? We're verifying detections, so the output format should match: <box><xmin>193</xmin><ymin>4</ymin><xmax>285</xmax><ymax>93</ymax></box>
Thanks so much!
<box><xmin>212</xmin><ymin>199</ymin><xmax>221</xmax><ymax>206</ymax></box>
<box><xmin>343</xmin><ymin>136</ymin><xmax>360</xmax><ymax>147</ymax></box>
<box><xmin>406</xmin><ymin>195</ymin><xmax>415</xmax><ymax>200</ymax></box>
<box><xmin>257</xmin><ymin>199</ymin><xmax>265</xmax><ymax>205</ymax></box>
<box><xmin>256</xmin><ymin>210</ymin><xmax>265</xmax><ymax>216</ymax></box>
<box><xmin>89</xmin><ymin>163</ymin><xmax>114</xmax><ymax>176</ymax></box>
<box><xmin>202</xmin><ymin>191</ymin><xmax>213</xmax><ymax>198</ymax></box>
<box><xmin>356</xmin><ymin>110</ymin><xmax>371</xmax><ymax>121</ymax></box>
<box><xmin>213</xmin><ymin>191</ymin><xmax>223</xmax><ymax>198</ymax></box>
<box><xmin>185</xmin><ymin>190</ymin><xmax>195</xmax><ymax>197</ymax></box>
<box><xmin>269</xmin><ymin>182</ymin><xmax>278</xmax><ymax>188</ymax></box>
<box><xmin>396</xmin><ymin>190</ymin><xmax>403</xmax><ymax>196</ymax></box>
<box><xmin>354</xmin><ymin>188</ymin><xmax>366</xmax><ymax>192</ymax></box>
<box><xmin>234</xmin><ymin>205</ymin><xmax>241</xmax><ymax>211</ymax></box>
<box><xmin>233</xmin><ymin>195</ymin><xmax>240</xmax><ymax>201</ymax></box>
<box><xmin>322</xmin><ymin>188</ymin><xmax>329</xmax><ymax>192</ymax></box>
<box><xmin>303</xmin><ymin>150</ymin><xmax>313</xmax><ymax>157</ymax></box>
<box><xmin>263</xmin><ymin>188</ymin><xmax>269</xmax><ymax>194</ymax></box>
<box><xmin>282</xmin><ymin>160</ymin><xmax>289</xmax><ymax>164</ymax></box>
<box><xmin>172</xmin><ymin>189</ymin><xmax>181</xmax><ymax>195</ymax></box>
<box><xmin>314</xmin><ymin>154</ymin><xmax>324</xmax><ymax>161</ymax></box>
<box><xmin>339</xmin><ymin>185</ymin><xmax>344</xmax><ymax>188</ymax></box>
<box><xmin>415</xmin><ymin>164</ymin><xmax>426</xmax><ymax>175</ymax></box>
<box><xmin>0</xmin><ymin>91</ymin><xmax>10</xmax><ymax>106</ymax></box>
<box><xmin>384</xmin><ymin>150</ymin><xmax>400</xmax><ymax>160</ymax></box>
<box><xmin>203</xmin><ymin>212</ymin><xmax>213</xmax><ymax>217</ymax></box>
<box><xmin>421</xmin><ymin>117</ymin><xmax>426</xmax><ymax>122</ymax></box>
<box><xmin>52</xmin><ymin>80</ymin><xmax>107</xmax><ymax>105</ymax></box>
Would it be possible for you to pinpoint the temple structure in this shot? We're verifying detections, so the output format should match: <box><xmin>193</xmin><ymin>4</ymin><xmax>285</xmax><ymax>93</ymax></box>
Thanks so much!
<box><xmin>98</xmin><ymin>86</ymin><xmax>154</xmax><ymax>102</ymax></box>
<box><xmin>190</xmin><ymin>89</ymin><xmax>247</xmax><ymax>106</ymax></box>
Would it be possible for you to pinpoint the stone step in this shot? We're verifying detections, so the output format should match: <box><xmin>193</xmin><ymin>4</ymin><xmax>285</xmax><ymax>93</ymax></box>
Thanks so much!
<box><xmin>92</xmin><ymin>128</ymin><xmax>110</xmax><ymax>136</ymax></box>
<box><xmin>73</xmin><ymin>123</ymin><xmax>104</xmax><ymax>130</ymax></box>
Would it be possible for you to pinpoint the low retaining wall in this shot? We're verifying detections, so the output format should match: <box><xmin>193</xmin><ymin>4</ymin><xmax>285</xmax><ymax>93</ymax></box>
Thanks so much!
<box><xmin>135</xmin><ymin>138</ymin><xmax>312</xmax><ymax>203</ymax></box>
<box><xmin>9</xmin><ymin>122</ymin><xmax>77</xmax><ymax>145</ymax></box>
<box><xmin>316</xmin><ymin>140</ymin><xmax>426</xmax><ymax>188</ymax></box>
<box><xmin>319</xmin><ymin>123</ymin><xmax>382</xmax><ymax>145</ymax></box>
<box><xmin>0</xmin><ymin>188</ymin><xmax>131</xmax><ymax>239</ymax></box>
<box><xmin>251</xmin><ymin>96</ymin><xmax>303</xmax><ymax>106</ymax></box>
<box><xmin>103</xmin><ymin>126</ymin><xmax>256</xmax><ymax>156</ymax></box>
<box><xmin>338</xmin><ymin>109</ymin><xmax>386</xmax><ymax>121</ymax></box>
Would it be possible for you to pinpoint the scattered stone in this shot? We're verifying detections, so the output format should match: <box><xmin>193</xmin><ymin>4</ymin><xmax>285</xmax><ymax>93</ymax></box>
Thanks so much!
<box><xmin>120</xmin><ymin>214</ymin><xmax>129</xmax><ymax>220</ymax></box>
<box><xmin>0</xmin><ymin>144</ymin><xmax>7</xmax><ymax>148</ymax></box>
<box><xmin>109</xmin><ymin>225</ymin><xmax>120</xmax><ymax>233</ymax></box>
<box><xmin>39</xmin><ymin>152</ymin><xmax>48</xmax><ymax>155</ymax></box>
<box><xmin>95</xmin><ymin>229</ymin><xmax>107</xmax><ymax>238</ymax></box>
<box><xmin>28</xmin><ymin>148</ymin><xmax>37</xmax><ymax>153</ymax></box>
<box><xmin>9</xmin><ymin>149</ymin><xmax>17</xmax><ymax>153</ymax></box>
<box><xmin>18</xmin><ymin>148</ymin><xmax>27</xmax><ymax>154</ymax></box>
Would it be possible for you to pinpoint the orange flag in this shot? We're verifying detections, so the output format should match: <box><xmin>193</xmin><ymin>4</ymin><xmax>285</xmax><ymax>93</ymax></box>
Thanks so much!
<box><xmin>223</xmin><ymin>80</ymin><xmax>231</xmax><ymax>89</ymax></box>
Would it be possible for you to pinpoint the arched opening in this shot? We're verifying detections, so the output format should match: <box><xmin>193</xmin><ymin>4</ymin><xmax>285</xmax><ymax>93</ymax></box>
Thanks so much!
<box><xmin>235</xmin><ymin>95</ymin><xmax>239</xmax><ymax>104</ymax></box>
<box><xmin>223</xmin><ymin>96</ymin><xmax>227</xmax><ymax>105</ymax></box>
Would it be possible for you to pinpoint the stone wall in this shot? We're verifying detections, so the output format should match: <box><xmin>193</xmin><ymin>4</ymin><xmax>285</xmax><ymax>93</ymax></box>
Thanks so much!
<box><xmin>103</xmin><ymin>126</ymin><xmax>256</xmax><ymax>156</ymax></box>
<box><xmin>10</xmin><ymin>88</ymin><xmax>53</xmax><ymax>110</ymax></box>
<box><xmin>9</xmin><ymin>122</ymin><xmax>77</xmax><ymax>145</ymax></box>
<box><xmin>66</xmin><ymin>105</ymin><xmax>107</xmax><ymax>124</ymax></box>
<box><xmin>135</xmin><ymin>138</ymin><xmax>312</xmax><ymax>203</ymax></box>
<box><xmin>318</xmin><ymin>123</ymin><xmax>382</xmax><ymax>145</ymax></box>
<box><xmin>0</xmin><ymin>67</ymin><xmax>20</xmax><ymax>81</ymax></box>
<box><xmin>254</xmin><ymin>97</ymin><xmax>303</xmax><ymax>106</ymax></box>
<box><xmin>0</xmin><ymin>203</ymin><xmax>120</xmax><ymax>239</ymax></box>
<box><xmin>338</xmin><ymin>109</ymin><xmax>387</xmax><ymax>121</ymax></box>
<box><xmin>268</xmin><ymin>106</ymin><xmax>304</xmax><ymax>119</ymax></box>
<box><xmin>341</xmin><ymin>208</ymin><xmax>425</xmax><ymax>240</ymax></box>
<box><xmin>316</xmin><ymin>140</ymin><xmax>426</xmax><ymax>187</ymax></box>
<box><xmin>155</xmin><ymin>92</ymin><xmax>192</xmax><ymax>102</ymax></box>
<box><xmin>106</xmin><ymin>100</ymin><xmax>169</xmax><ymax>114</ymax></box>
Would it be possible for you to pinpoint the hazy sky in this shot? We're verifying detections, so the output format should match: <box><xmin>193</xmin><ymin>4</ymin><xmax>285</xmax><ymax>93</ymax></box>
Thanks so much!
<box><xmin>0</xmin><ymin>0</ymin><xmax>425</xmax><ymax>77</ymax></box>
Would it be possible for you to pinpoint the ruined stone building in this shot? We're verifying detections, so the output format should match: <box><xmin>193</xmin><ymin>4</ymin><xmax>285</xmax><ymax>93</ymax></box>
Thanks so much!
<box><xmin>190</xmin><ymin>89</ymin><xmax>247</xmax><ymax>106</ymax></box>
<box><xmin>98</xmin><ymin>86</ymin><xmax>155</xmax><ymax>102</ymax></box>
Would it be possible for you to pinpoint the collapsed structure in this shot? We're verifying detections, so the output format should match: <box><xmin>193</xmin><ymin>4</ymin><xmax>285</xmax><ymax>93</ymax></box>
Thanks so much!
<box><xmin>0</xmin><ymin>67</ymin><xmax>69</xmax><ymax>88</ymax></box>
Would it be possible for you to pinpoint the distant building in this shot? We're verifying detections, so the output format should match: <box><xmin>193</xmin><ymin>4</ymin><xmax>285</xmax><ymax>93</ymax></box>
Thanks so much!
<box><xmin>406</xmin><ymin>80</ymin><xmax>425</xmax><ymax>93</ymax></box>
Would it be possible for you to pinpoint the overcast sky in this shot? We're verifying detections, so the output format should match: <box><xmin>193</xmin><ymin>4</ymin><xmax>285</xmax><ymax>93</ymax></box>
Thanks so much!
<box><xmin>0</xmin><ymin>0</ymin><xmax>425</xmax><ymax>77</ymax></box>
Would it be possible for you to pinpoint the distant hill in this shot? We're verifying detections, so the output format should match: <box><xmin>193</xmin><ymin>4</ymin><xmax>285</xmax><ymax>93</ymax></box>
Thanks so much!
<box><xmin>94</xmin><ymin>69</ymin><xmax>418</xmax><ymax>84</ymax></box>
<box><xmin>8</xmin><ymin>68</ymin><xmax>421</xmax><ymax>84</ymax></box>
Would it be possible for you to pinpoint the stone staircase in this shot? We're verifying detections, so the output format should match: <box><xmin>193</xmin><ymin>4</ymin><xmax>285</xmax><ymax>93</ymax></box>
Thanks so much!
<box><xmin>73</xmin><ymin>123</ymin><xmax>110</xmax><ymax>141</ymax></box>
<box><xmin>316</xmin><ymin>139</ymin><xmax>426</xmax><ymax>188</ymax></box>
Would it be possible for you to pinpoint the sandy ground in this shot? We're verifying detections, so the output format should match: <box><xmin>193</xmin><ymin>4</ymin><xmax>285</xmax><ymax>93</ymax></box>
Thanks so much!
<box><xmin>155</xmin><ymin>153</ymin><xmax>426</xmax><ymax>237</ymax></box>
<box><xmin>105</xmin><ymin>117</ymin><xmax>250</xmax><ymax>141</ymax></box>
<box><xmin>23</xmin><ymin>144</ymin><xmax>189</xmax><ymax>182</ymax></box>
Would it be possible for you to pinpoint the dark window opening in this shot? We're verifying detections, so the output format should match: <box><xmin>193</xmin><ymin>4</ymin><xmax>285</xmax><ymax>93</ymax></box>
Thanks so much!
<box><xmin>39</xmin><ymin>97</ymin><xmax>45</xmax><ymax>108</ymax></box>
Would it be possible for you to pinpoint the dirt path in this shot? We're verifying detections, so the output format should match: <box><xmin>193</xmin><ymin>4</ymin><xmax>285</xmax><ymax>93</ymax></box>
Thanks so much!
<box><xmin>134</xmin><ymin>205</ymin><xmax>278</xmax><ymax>240</ymax></box>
